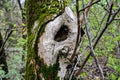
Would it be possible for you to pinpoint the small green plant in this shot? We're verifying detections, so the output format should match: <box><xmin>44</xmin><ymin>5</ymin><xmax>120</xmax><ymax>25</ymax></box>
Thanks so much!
<box><xmin>107</xmin><ymin>54</ymin><xmax>120</xmax><ymax>79</ymax></box>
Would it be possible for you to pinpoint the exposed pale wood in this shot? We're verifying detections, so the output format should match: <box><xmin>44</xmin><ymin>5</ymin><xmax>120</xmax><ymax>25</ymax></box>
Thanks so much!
<box><xmin>38</xmin><ymin>7</ymin><xmax>78</xmax><ymax>78</ymax></box>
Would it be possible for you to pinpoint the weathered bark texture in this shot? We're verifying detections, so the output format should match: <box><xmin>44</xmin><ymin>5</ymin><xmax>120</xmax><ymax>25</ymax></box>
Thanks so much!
<box><xmin>38</xmin><ymin>7</ymin><xmax>78</xmax><ymax>78</ymax></box>
<box><xmin>0</xmin><ymin>32</ymin><xmax>8</xmax><ymax>80</ymax></box>
<box><xmin>26</xmin><ymin>0</ymin><xmax>79</xmax><ymax>80</ymax></box>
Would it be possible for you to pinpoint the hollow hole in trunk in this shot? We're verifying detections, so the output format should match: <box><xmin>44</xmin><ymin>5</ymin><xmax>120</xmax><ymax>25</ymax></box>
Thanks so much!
<box><xmin>54</xmin><ymin>25</ymin><xmax>69</xmax><ymax>42</ymax></box>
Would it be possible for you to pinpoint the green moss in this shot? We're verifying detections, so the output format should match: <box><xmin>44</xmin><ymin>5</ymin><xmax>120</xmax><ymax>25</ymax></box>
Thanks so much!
<box><xmin>26</xmin><ymin>62</ymin><xmax>34</xmax><ymax>79</ymax></box>
<box><xmin>34</xmin><ymin>56</ymin><xmax>60</xmax><ymax>80</ymax></box>
<box><xmin>26</xmin><ymin>0</ymin><xmax>69</xmax><ymax>79</ymax></box>
<box><xmin>42</xmin><ymin>63</ymin><xmax>60</xmax><ymax>80</ymax></box>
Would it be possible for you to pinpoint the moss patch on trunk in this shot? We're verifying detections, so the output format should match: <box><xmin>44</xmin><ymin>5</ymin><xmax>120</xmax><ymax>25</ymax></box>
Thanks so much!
<box><xmin>26</xmin><ymin>0</ymin><xmax>68</xmax><ymax>80</ymax></box>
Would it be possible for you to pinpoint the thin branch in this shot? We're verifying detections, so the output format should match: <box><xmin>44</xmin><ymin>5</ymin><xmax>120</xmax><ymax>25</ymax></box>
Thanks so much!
<box><xmin>114</xmin><ymin>18</ymin><xmax>120</xmax><ymax>20</ymax></box>
<box><xmin>93</xmin><ymin>3</ymin><xmax>120</xmax><ymax>48</ymax></box>
<box><xmin>75</xmin><ymin>3</ymin><xmax>120</xmax><ymax>77</ymax></box>
<box><xmin>17</xmin><ymin>0</ymin><xmax>23</xmax><ymax>10</ymax></box>
<box><xmin>69</xmin><ymin>57</ymin><xmax>78</xmax><ymax>80</ymax></box>
<box><xmin>79</xmin><ymin>0</ymin><xmax>94</xmax><ymax>23</ymax></box>
<box><xmin>92</xmin><ymin>12</ymin><xmax>107</xmax><ymax>42</ymax></box>
<box><xmin>0</xmin><ymin>28</ymin><xmax>19</xmax><ymax>31</ymax></box>
<box><xmin>79</xmin><ymin>0</ymin><xmax>101</xmax><ymax>12</ymax></box>
<box><xmin>70</xmin><ymin>0</ymin><xmax>94</xmax><ymax>62</ymax></box>
<box><xmin>17</xmin><ymin>0</ymin><xmax>26</xmax><ymax>23</ymax></box>
<box><xmin>69</xmin><ymin>46</ymin><xmax>89</xmax><ymax>80</ymax></box>
<box><xmin>90</xmin><ymin>10</ymin><xmax>100</xmax><ymax>27</ymax></box>
<box><xmin>69</xmin><ymin>0</ymin><xmax>81</xmax><ymax>62</ymax></box>
<box><xmin>76</xmin><ymin>1</ymin><xmax>104</xmax><ymax>79</ymax></box>
<box><xmin>0</xmin><ymin>30</ymin><xmax>13</xmax><ymax>59</ymax></box>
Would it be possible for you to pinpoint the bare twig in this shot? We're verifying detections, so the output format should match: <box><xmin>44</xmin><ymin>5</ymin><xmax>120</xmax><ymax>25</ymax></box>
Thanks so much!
<box><xmin>17</xmin><ymin>0</ymin><xmax>23</xmax><ymax>10</ymax></box>
<box><xmin>75</xmin><ymin>3</ymin><xmax>120</xmax><ymax>77</ymax></box>
<box><xmin>70</xmin><ymin>0</ymin><xmax>94</xmax><ymax>62</ymax></box>
<box><xmin>70</xmin><ymin>0</ymin><xmax>81</xmax><ymax>62</ymax></box>
<box><xmin>76</xmin><ymin>1</ymin><xmax>105</xmax><ymax>79</ymax></box>
<box><xmin>69</xmin><ymin>57</ymin><xmax>78</xmax><ymax>80</ymax></box>
<box><xmin>79</xmin><ymin>0</ymin><xmax>101</xmax><ymax>12</ymax></box>
<box><xmin>0</xmin><ymin>30</ymin><xmax>13</xmax><ymax>59</ymax></box>
<box><xmin>93</xmin><ymin>3</ymin><xmax>120</xmax><ymax>48</ymax></box>
<box><xmin>90</xmin><ymin>10</ymin><xmax>100</xmax><ymax>27</ymax></box>
<box><xmin>114</xmin><ymin>18</ymin><xmax>120</xmax><ymax>20</ymax></box>
<box><xmin>92</xmin><ymin>12</ymin><xmax>108</xmax><ymax>41</ymax></box>
<box><xmin>69</xmin><ymin>46</ymin><xmax>89</xmax><ymax>80</ymax></box>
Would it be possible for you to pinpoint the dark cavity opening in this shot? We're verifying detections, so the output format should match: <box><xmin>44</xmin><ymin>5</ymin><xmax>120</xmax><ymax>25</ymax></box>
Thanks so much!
<box><xmin>54</xmin><ymin>25</ymin><xmax>69</xmax><ymax>42</ymax></box>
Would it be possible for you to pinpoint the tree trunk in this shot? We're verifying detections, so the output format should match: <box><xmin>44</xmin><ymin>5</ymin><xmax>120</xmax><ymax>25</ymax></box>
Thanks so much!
<box><xmin>26</xmin><ymin>0</ymin><xmax>79</xmax><ymax>80</ymax></box>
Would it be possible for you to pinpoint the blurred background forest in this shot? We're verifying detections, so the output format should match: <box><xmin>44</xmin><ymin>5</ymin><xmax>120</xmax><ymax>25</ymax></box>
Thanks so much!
<box><xmin>0</xmin><ymin>0</ymin><xmax>26</xmax><ymax>79</ymax></box>
<box><xmin>0</xmin><ymin>0</ymin><xmax>120</xmax><ymax>80</ymax></box>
